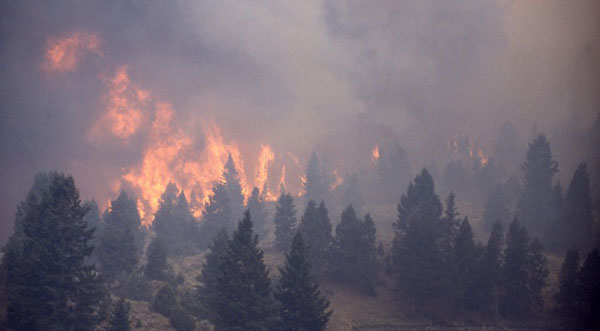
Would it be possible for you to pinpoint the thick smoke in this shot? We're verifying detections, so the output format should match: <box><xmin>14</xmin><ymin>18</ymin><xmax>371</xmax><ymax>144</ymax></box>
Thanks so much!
<box><xmin>0</xmin><ymin>0</ymin><xmax>598</xmax><ymax>244</ymax></box>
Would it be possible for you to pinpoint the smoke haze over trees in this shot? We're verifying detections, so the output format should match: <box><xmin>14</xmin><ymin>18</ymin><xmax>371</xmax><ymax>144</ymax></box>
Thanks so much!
<box><xmin>0</xmin><ymin>1</ymin><xmax>599</xmax><ymax>330</ymax></box>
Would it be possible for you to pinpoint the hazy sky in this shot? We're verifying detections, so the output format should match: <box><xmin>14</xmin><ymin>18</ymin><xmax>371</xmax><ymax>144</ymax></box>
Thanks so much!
<box><xmin>1</xmin><ymin>0</ymin><xmax>598</xmax><ymax>244</ymax></box>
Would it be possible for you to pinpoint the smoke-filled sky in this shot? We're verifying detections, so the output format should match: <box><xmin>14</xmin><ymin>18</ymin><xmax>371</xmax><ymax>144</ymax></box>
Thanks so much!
<box><xmin>1</xmin><ymin>0</ymin><xmax>599</xmax><ymax>244</ymax></box>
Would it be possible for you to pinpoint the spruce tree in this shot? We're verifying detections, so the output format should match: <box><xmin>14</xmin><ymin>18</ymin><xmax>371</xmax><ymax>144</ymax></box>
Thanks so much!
<box><xmin>145</xmin><ymin>237</ymin><xmax>168</xmax><ymax>281</ymax></box>
<box><xmin>579</xmin><ymin>249</ymin><xmax>600</xmax><ymax>328</ymax></box>
<box><xmin>1</xmin><ymin>173</ymin><xmax>106</xmax><ymax>330</ymax></box>
<box><xmin>109</xmin><ymin>297</ymin><xmax>132</xmax><ymax>331</ymax></box>
<box><xmin>211</xmin><ymin>210</ymin><xmax>274</xmax><ymax>330</ymax></box>
<box><xmin>563</xmin><ymin>163</ymin><xmax>595</xmax><ymax>253</ymax></box>
<box><xmin>274</xmin><ymin>192</ymin><xmax>297</xmax><ymax>252</ymax></box>
<box><xmin>331</xmin><ymin>206</ymin><xmax>378</xmax><ymax>295</ymax></box>
<box><xmin>196</xmin><ymin>228</ymin><xmax>229</xmax><ymax>320</ymax></box>
<box><xmin>476</xmin><ymin>220</ymin><xmax>504</xmax><ymax>316</ymax></box>
<box><xmin>247</xmin><ymin>187</ymin><xmax>268</xmax><ymax>240</ymax></box>
<box><xmin>154</xmin><ymin>184</ymin><xmax>196</xmax><ymax>256</ymax></box>
<box><xmin>298</xmin><ymin>200</ymin><xmax>333</xmax><ymax>279</ymax></box>
<box><xmin>516</xmin><ymin>134</ymin><xmax>559</xmax><ymax>243</ymax></box>
<box><xmin>391</xmin><ymin>168</ymin><xmax>448</xmax><ymax>313</ymax></box>
<box><xmin>199</xmin><ymin>181</ymin><xmax>232</xmax><ymax>250</ymax></box>
<box><xmin>223</xmin><ymin>154</ymin><xmax>245</xmax><ymax>222</ymax></box>
<box><xmin>96</xmin><ymin>190</ymin><xmax>143</xmax><ymax>280</ymax></box>
<box><xmin>304</xmin><ymin>152</ymin><xmax>328</xmax><ymax>205</ymax></box>
<box><xmin>555</xmin><ymin>248</ymin><xmax>580</xmax><ymax>317</ymax></box>
<box><xmin>454</xmin><ymin>218</ymin><xmax>480</xmax><ymax>311</ymax></box>
<box><xmin>274</xmin><ymin>233</ymin><xmax>332</xmax><ymax>331</ymax></box>
<box><xmin>501</xmin><ymin>219</ymin><xmax>548</xmax><ymax>318</ymax></box>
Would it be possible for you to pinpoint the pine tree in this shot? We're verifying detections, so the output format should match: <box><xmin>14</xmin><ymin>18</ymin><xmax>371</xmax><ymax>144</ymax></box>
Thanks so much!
<box><xmin>298</xmin><ymin>200</ymin><xmax>333</xmax><ymax>279</ymax></box>
<box><xmin>494</xmin><ymin>121</ymin><xmax>521</xmax><ymax>174</ymax></box>
<box><xmin>109</xmin><ymin>297</ymin><xmax>132</xmax><ymax>331</ymax></box>
<box><xmin>223</xmin><ymin>154</ymin><xmax>245</xmax><ymax>222</ymax></box>
<box><xmin>304</xmin><ymin>152</ymin><xmax>328</xmax><ymax>205</ymax></box>
<box><xmin>274</xmin><ymin>192</ymin><xmax>297</xmax><ymax>252</ymax></box>
<box><xmin>501</xmin><ymin>219</ymin><xmax>548</xmax><ymax>318</ymax></box>
<box><xmin>563</xmin><ymin>163</ymin><xmax>595</xmax><ymax>253</ymax></box>
<box><xmin>211</xmin><ymin>210</ymin><xmax>274</xmax><ymax>330</ymax></box>
<box><xmin>331</xmin><ymin>206</ymin><xmax>378</xmax><ymax>295</ymax></box>
<box><xmin>199</xmin><ymin>182</ymin><xmax>232</xmax><ymax>250</ymax></box>
<box><xmin>476</xmin><ymin>220</ymin><xmax>504</xmax><ymax>316</ymax></box>
<box><xmin>555</xmin><ymin>248</ymin><xmax>580</xmax><ymax>317</ymax></box>
<box><xmin>391</xmin><ymin>168</ymin><xmax>448</xmax><ymax>313</ymax></box>
<box><xmin>247</xmin><ymin>187</ymin><xmax>268</xmax><ymax>240</ymax></box>
<box><xmin>454</xmin><ymin>218</ymin><xmax>480</xmax><ymax>311</ymax></box>
<box><xmin>153</xmin><ymin>283</ymin><xmax>178</xmax><ymax>318</ymax></box>
<box><xmin>145</xmin><ymin>237</ymin><xmax>168</xmax><ymax>281</ymax></box>
<box><xmin>516</xmin><ymin>134</ymin><xmax>559</xmax><ymax>242</ymax></box>
<box><xmin>579</xmin><ymin>249</ymin><xmax>600</xmax><ymax>328</ymax></box>
<box><xmin>1</xmin><ymin>173</ymin><xmax>106</xmax><ymax>330</ymax></box>
<box><xmin>154</xmin><ymin>184</ymin><xmax>196</xmax><ymax>256</ymax></box>
<box><xmin>196</xmin><ymin>229</ymin><xmax>229</xmax><ymax>320</ymax></box>
<box><xmin>274</xmin><ymin>233</ymin><xmax>332</xmax><ymax>331</ymax></box>
<box><xmin>95</xmin><ymin>190</ymin><xmax>143</xmax><ymax>280</ymax></box>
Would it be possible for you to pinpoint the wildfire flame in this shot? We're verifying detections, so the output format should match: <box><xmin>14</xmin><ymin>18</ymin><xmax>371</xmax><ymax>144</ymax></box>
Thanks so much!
<box><xmin>45</xmin><ymin>31</ymin><xmax>101</xmax><ymax>72</ymax></box>
<box><xmin>255</xmin><ymin>144</ymin><xmax>275</xmax><ymax>200</ymax></box>
<box><xmin>89</xmin><ymin>66</ymin><xmax>148</xmax><ymax>140</ymax></box>
<box><xmin>372</xmin><ymin>145</ymin><xmax>380</xmax><ymax>163</ymax></box>
<box><xmin>330</xmin><ymin>170</ymin><xmax>343</xmax><ymax>190</ymax></box>
<box><xmin>45</xmin><ymin>30</ymin><xmax>308</xmax><ymax>222</ymax></box>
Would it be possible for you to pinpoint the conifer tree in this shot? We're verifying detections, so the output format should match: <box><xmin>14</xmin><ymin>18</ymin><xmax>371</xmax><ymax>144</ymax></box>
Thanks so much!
<box><xmin>274</xmin><ymin>192</ymin><xmax>297</xmax><ymax>251</ymax></box>
<box><xmin>579</xmin><ymin>249</ymin><xmax>600</xmax><ymax>328</ymax></box>
<box><xmin>501</xmin><ymin>219</ymin><xmax>548</xmax><ymax>318</ymax></box>
<box><xmin>154</xmin><ymin>184</ymin><xmax>196</xmax><ymax>256</ymax></box>
<box><xmin>298</xmin><ymin>200</ymin><xmax>333</xmax><ymax>279</ymax></box>
<box><xmin>223</xmin><ymin>154</ymin><xmax>245</xmax><ymax>222</ymax></box>
<box><xmin>555</xmin><ymin>248</ymin><xmax>580</xmax><ymax>317</ymax></box>
<box><xmin>199</xmin><ymin>182</ymin><xmax>232</xmax><ymax>250</ymax></box>
<box><xmin>563</xmin><ymin>163</ymin><xmax>595</xmax><ymax>253</ymax></box>
<box><xmin>145</xmin><ymin>237</ymin><xmax>168</xmax><ymax>281</ymax></box>
<box><xmin>109</xmin><ymin>297</ymin><xmax>132</xmax><ymax>331</ymax></box>
<box><xmin>476</xmin><ymin>220</ymin><xmax>504</xmax><ymax>315</ymax></box>
<box><xmin>1</xmin><ymin>173</ymin><xmax>106</xmax><ymax>330</ymax></box>
<box><xmin>331</xmin><ymin>206</ymin><xmax>378</xmax><ymax>295</ymax></box>
<box><xmin>96</xmin><ymin>190</ymin><xmax>143</xmax><ymax>279</ymax></box>
<box><xmin>247</xmin><ymin>187</ymin><xmax>268</xmax><ymax>240</ymax></box>
<box><xmin>304</xmin><ymin>152</ymin><xmax>328</xmax><ymax>205</ymax></box>
<box><xmin>211</xmin><ymin>210</ymin><xmax>274</xmax><ymax>330</ymax></box>
<box><xmin>454</xmin><ymin>218</ymin><xmax>480</xmax><ymax>310</ymax></box>
<box><xmin>391</xmin><ymin>168</ymin><xmax>449</xmax><ymax>313</ymax></box>
<box><xmin>274</xmin><ymin>233</ymin><xmax>332</xmax><ymax>331</ymax></box>
<box><xmin>196</xmin><ymin>229</ymin><xmax>229</xmax><ymax>320</ymax></box>
<box><xmin>516</xmin><ymin>134</ymin><xmax>559</xmax><ymax>242</ymax></box>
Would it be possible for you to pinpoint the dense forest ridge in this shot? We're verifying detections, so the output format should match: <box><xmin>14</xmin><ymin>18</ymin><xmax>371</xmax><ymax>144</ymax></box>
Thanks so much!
<box><xmin>1</xmin><ymin>132</ymin><xmax>599</xmax><ymax>331</ymax></box>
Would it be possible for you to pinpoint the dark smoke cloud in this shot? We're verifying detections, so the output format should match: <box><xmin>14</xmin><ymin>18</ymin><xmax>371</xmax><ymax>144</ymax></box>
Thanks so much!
<box><xmin>1</xmin><ymin>0</ymin><xmax>598</xmax><ymax>244</ymax></box>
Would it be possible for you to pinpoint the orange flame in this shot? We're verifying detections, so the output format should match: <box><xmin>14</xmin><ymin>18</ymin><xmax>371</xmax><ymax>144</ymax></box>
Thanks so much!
<box><xmin>330</xmin><ymin>170</ymin><xmax>343</xmax><ymax>190</ymax></box>
<box><xmin>89</xmin><ymin>66</ymin><xmax>148</xmax><ymax>141</ymax></box>
<box><xmin>255</xmin><ymin>144</ymin><xmax>275</xmax><ymax>200</ymax></box>
<box><xmin>372</xmin><ymin>145</ymin><xmax>380</xmax><ymax>163</ymax></box>
<box><xmin>477</xmin><ymin>149</ymin><xmax>488</xmax><ymax>166</ymax></box>
<box><xmin>45</xmin><ymin>32</ymin><xmax>101</xmax><ymax>72</ymax></box>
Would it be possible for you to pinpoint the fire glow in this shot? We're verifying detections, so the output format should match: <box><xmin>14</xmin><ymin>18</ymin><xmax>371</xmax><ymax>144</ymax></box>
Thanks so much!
<box><xmin>45</xmin><ymin>31</ymin><xmax>101</xmax><ymax>72</ymax></box>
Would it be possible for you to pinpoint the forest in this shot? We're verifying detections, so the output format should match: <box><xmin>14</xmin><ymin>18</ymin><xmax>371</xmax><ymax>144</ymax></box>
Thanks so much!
<box><xmin>1</xmin><ymin>118</ymin><xmax>599</xmax><ymax>330</ymax></box>
<box><xmin>1</xmin><ymin>1</ymin><xmax>600</xmax><ymax>330</ymax></box>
